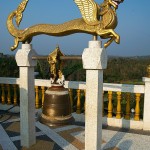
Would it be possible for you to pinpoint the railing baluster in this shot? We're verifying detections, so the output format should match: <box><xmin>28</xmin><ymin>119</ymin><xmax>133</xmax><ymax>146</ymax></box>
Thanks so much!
<box><xmin>116</xmin><ymin>91</ymin><xmax>122</xmax><ymax>119</ymax></box>
<box><xmin>6</xmin><ymin>84</ymin><xmax>11</xmax><ymax>105</ymax></box>
<box><xmin>13</xmin><ymin>84</ymin><xmax>18</xmax><ymax>105</ymax></box>
<box><xmin>68</xmin><ymin>89</ymin><xmax>73</xmax><ymax>112</ymax></box>
<box><xmin>35</xmin><ymin>86</ymin><xmax>40</xmax><ymax>109</ymax></box>
<box><xmin>41</xmin><ymin>86</ymin><xmax>45</xmax><ymax>108</ymax></box>
<box><xmin>107</xmin><ymin>91</ymin><xmax>113</xmax><ymax>118</ymax></box>
<box><xmin>134</xmin><ymin>93</ymin><xmax>141</xmax><ymax>121</ymax></box>
<box><xmin>1</xmin><ymin>84</ymin><xmax>5</xmax><ymax>104</ymax></box>
<box><xmin>76</xmin><ymin>89</ymin><xmax>81</xmax><ymax>114</ymax></box>
<box><xmin>125</xmin><ymin>93</ymin><xmax>131</xmax><ymax>120</ymax></box>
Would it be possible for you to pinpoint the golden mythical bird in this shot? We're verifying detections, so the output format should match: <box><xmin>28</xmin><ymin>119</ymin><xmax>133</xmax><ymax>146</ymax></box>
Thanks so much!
<box><xmin>7</xmin><ymin>0</ymin><xmax>123</xmax><ymax>51</ymax></box>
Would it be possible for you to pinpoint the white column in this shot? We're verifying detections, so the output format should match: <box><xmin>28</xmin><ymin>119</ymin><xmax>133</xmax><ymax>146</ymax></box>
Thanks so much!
<box><xmin>15</xmin><ymin>44</ymin><xmax>37</xmax><ymax>147</ymax></box>
<box><xmin>82</xmin><ymin>41</ymin><xmax>107</xmax><ymax>150</ymax></box>
<box><xmin>142</xmin><ymin>77</ymin><xmax>150</xmax><ymax>130</ymax></box>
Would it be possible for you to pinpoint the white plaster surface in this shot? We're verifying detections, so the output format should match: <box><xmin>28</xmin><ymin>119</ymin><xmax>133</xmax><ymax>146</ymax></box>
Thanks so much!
<box><xmin>142</xmin><ymin>77</ymin><xmax>150</xmax><ymax>82</ymax></box>
<box><xmin>35</xmin><ymin>79</ymin><xmax>51</xmax><ymax>87</ymax></box>
<box><xmin>72</xmin><ymin>113</ymin><xmax>85</xmax><ymax>122</ymax></box>
<box><xmin>0</xmin><ymin>104</ymin><xmax>14</xmax><ymax>110</ymax></box>
<box><xmin>103</xmin><ymin>83</ymin><xmax>145</xmax><ymax>93</ymax></box>
<box><xmin>143</xmin><ymin>77</ymin><xmax>150</xmax><ymax>130</ymax></box>
<box><xmin>0</xmin><ymin>118</ymin><xmax>20</xmax><ymax>124</ymax></box>
<box><xmin>85</xmin><ymin>70</ymin><xmax>103</xmax><ymax>150</ymax></box>
<box><xmin>15</xmin><ymin>44</ymin><xmax>36</xmax><ymax>147</ymax></box>
<box><xmin>10</xmin><ymin>131</ymin><xmax>44</xmax><ymax>142</ymax></box>
<box><xmin>65</xmin><ymin>81</ymin><xmax>144</xmax><ymax>94</ymax></box>
<box><xmin>0</xmin><ymin>77</ymin><xmax>20</xmax><ymax>85</ymax></box>
<box><xmin>19</xmin><ymin>68</ymin><xmax>36</xmax><ymax>147</ymax></box>
<box><xmin>72</xmin><ymin>114</ymin><xmax>144</xmax><ymax>130</ymax></box>
<box><xmin>0</xmin><ymin>77</ymin><xmax>144</xmax><ymax>93</ymax></box>
<box><xmin>15</xmin><ymin>44</ymin><xmax>37</xmax><ymax>67</ymax></box>
<box><xmin>64</xmin><ymin>81</ymin><xmax>86</xmax><ymax>90</ymax></box>
<box><xmin>102</xmin><ymin>117</ymin><xmax>143</xmax><ymax>130</ymax></box>
<box><xmin>8</xmin><ymin>106</ymin><xmax>20</xmax><ymax>113</ymax></box>
<box><xmin>83</xmin><ymin>41</ymin><xmax>106</xmax><ymax>150</ymax></box>
<box><xmin>82</xmin><ymin>41</ymin><xmax>107</xmax><ymax>69</ymax></box>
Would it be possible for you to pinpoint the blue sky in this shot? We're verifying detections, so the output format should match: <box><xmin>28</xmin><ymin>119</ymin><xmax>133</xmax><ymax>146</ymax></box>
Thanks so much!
<box><xmin>0</xmin><ymin>0</ymin><xmax>150</xmax><ymax>56</ymax></box>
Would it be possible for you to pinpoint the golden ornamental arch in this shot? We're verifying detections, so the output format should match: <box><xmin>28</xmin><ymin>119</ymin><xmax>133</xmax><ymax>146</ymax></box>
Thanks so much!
<box><xmin>7</xmin><ymin>0</ymin><xmax>124</xmax><ymax>51</ymax></box>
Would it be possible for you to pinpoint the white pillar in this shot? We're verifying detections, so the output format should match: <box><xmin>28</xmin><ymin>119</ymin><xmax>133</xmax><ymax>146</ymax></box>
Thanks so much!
<box><xmin>15</xmin><ymin>44</ymin><xmax>37</xmax><ymax>147</ymax></box>
<box><xmin>142</xmin><ymin>77</ymin><xmax>150</xmax><ymax>130</ymax></box>
<box><xmin>82</xmin><ymin>41</ymin><xmax>107</xmax><ymax>150</ymax></box>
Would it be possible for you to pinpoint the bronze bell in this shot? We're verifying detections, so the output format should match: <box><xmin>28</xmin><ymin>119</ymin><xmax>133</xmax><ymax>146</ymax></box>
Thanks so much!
<box><xmin>40</xmin><ymin>84</ymin><xmax>74</xmax><ymax>126</ymax></box>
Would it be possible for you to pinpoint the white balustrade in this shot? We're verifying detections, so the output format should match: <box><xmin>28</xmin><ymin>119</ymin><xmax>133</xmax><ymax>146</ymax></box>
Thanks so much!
<box><xmin>0</xmin><ymin>76</ymin><xmax>149</xmax><ymax>131</ymax></box>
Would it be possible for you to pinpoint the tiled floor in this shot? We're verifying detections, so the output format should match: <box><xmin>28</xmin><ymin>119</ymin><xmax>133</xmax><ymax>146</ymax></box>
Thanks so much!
<box><xmin>0</xmin><ymin>106</ymin><xmax>150</xmax><ymax>150</ymax></box>
<box><xmin>0</xmin><ymin>113</ymin><xmax>62</xmax><ymax>150</ymax></box>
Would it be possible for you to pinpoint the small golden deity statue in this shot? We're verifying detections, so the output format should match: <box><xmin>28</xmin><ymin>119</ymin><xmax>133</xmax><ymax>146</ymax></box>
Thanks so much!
<box><xmin>47</xmin><ymin>46</ymin><xmax>65</xmax><ymax>84</ymax></box>
<box><xmin>7</xmin><ymin>0</ymin><xmax>123</xmax><ymax>51</ymax></box>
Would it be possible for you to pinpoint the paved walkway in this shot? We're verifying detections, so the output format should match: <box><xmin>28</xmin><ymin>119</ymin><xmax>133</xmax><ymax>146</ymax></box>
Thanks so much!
<box><xmin>0</xmin><ymin>105</ymin><xmax>150</xmax><ymax>150</ymax></box>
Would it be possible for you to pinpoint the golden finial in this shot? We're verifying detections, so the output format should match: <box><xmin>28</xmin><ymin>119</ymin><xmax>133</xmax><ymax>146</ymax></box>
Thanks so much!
<box><xmin>7</xmin><ymin>0</ymin><xmax>123</xmax><ymax>51</ymax></box>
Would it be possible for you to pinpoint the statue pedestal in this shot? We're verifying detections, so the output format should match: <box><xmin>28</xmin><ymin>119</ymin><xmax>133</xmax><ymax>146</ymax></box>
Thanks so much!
<box><xmin>82</xmin><ymin>41</ymin><xmax>107</xmax><ymax>150</ymax></box>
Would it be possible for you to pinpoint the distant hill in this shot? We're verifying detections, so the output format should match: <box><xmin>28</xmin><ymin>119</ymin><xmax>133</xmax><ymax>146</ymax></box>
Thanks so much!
<box><xmin>108</xmin><ymin>55</ymin><xmax>150</xmax><ymax>59</ymax></box>
<box><xmin>0</xmin><ymin>56</ymin><xmax>18</xmax><ymax>77</ymax></box>
<box><xmin>63</xmin><ymin>55</ymin><xmax>150</xmax><ymax>83</ymax></box>
<box><xmin>1</xmin><ymin>54</ymin><xmax>150</xmax><ymax>84</ymax></box>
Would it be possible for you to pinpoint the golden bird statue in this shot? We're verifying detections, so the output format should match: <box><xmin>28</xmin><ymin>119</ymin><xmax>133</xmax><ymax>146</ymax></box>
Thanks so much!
<box><xmin>7</xmin><ymin>0</ymin><xmax>124</xmax><ymax>51</ymax></box>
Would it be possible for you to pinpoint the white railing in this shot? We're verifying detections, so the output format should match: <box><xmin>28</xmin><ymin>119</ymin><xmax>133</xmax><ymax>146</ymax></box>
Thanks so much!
<box><xmin>65</xmin><ymin>80</ymin><xmax>145</xmax><ymax>93</ymax></box>
<box><xmin>0</xmin><ymin>77</ymin><xmax>149</xmax><ymax>130</ymax></box>
<box><xmin>0</xmin><ymin>77</ymin><xmax>144</xmax><ymax>93</ymax></box>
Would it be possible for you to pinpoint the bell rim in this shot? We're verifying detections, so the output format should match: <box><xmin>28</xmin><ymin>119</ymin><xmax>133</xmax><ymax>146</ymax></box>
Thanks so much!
<box><xmin>39</xmin><ymin>113</ymin><xmax>75</xmax><ymax>127</ymax></box>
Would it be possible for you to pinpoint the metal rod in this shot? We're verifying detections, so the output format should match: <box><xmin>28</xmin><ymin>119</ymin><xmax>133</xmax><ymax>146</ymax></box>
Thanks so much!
<box><xmin>93</xmin><ymin>35</ymin><xmax>98</xmax><ymax>41</ymax></box>
<box><xmin>32</xmin><ymin>56</ymin><xmax>48</xmax><ymax>60</ymax></box>
<box><xmin>60</xmin><ymin>55</ymin><xmax>82</xmax><ymax>60</ymax></box>
<box><xmin>32</xmin><ymin>55</ymin><xmax>82</xmax><ymax>60</ymax></box>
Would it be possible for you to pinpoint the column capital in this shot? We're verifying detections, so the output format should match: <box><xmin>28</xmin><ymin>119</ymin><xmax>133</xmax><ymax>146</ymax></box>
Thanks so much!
<box><xmin>15</xmin><ymin>44</ymin><xmax>37</xmax><ymax>67</ymax></box>
<box><xmin>142</xmin><ymin>77</ymin><xmax>150</xmax><ymax>83</ymax></box>
<box><xmin>82</xmin><ymin>41</ymin><xmax>107</xmax><ymax>70</ymax></box>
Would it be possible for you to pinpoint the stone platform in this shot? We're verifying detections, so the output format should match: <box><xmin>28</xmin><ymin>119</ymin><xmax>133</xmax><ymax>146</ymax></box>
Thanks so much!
<box><xmin>0</xmin><ymin>105</ymin><xmax>150</xmax><ymax>150</ymax></box>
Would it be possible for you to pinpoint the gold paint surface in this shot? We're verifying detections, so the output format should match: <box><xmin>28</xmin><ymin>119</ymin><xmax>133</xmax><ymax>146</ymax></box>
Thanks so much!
<box><xmin>47</xmin><ymin>46</ymin><xmax>64</xmax><ymax>83</ymax></box>
<box><xmin>7</xmin><ymin>0</ymin><xmax>123</xmax><ymax>50</ymax></box>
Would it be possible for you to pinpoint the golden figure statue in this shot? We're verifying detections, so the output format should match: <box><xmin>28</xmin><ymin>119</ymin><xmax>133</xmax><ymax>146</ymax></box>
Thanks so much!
<box><xmin>7</xmin><ymin>0</ymin><xmax>123</xmax><ymax>51</ymax></box>
<box><xmin>47</xmin><ymin>46</ymin><xmax>65</xmax><ymax>84</ymax></box>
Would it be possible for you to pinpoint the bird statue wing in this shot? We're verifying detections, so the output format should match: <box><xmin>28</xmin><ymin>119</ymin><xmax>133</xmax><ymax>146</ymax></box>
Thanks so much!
<box><xmin>74</xmin><ymin>0</ymin><xmax>100</xmax><ymax>25</ymax></box>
